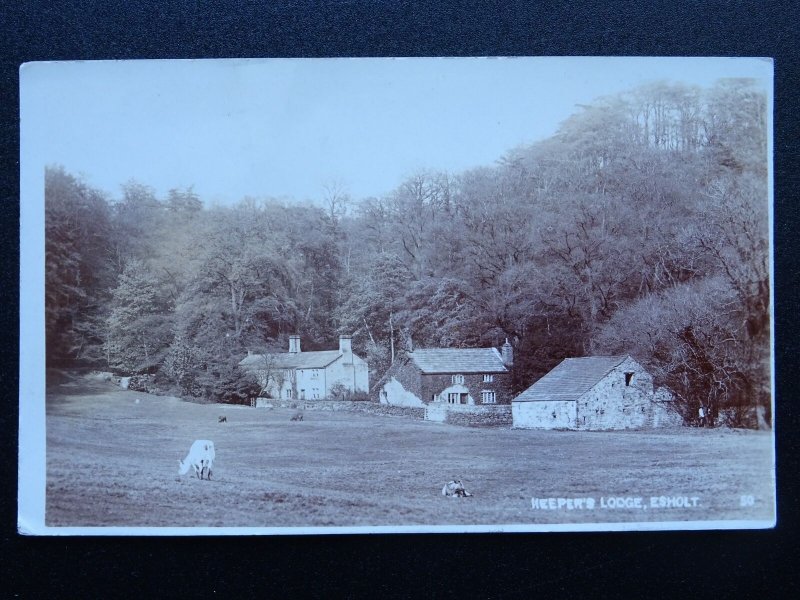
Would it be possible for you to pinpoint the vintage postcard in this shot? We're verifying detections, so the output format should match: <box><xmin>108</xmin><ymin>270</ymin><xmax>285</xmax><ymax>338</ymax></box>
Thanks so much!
<box><xmin>19</xmin><ymin>57</ymin><xmax>775</xmax><ymax>534</ymax></box>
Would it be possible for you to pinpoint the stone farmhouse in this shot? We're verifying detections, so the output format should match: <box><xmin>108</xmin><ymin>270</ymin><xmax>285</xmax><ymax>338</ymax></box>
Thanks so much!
<box><xmin>375</xmin><ymin>340</ymin><xmax>515</xmax><ymax>408</ymax></box>
<box><xmin>239</xmin><ymin>335</ymin><xmax>369</xmax><ymax>403</ymax></box>
<box><xmin>511</xmin><ymin>355</ymin><xmax>679</xmax><ymax>430</ymax></box>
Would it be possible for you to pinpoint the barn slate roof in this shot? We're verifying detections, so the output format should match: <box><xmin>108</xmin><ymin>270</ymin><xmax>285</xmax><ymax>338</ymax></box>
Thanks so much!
<box><xmin>408</xmin><ymin>348</ymin><xmax>509</xmax><ymax>374</ymax></box>
<box><xmin>239</xmin><ymin>351</ymin><xmax>343</xmax><ymax>370</ymax></box>
<box><xmin>513</xmin><ymin>355</ymin><xmax>632</xmax><ymax>403</ymax></box>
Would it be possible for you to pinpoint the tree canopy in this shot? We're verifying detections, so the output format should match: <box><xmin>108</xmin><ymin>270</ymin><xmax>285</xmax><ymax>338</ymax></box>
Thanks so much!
<box><xmin>44</xmin><ymin>79</ymin><xmax>770</xmax><ymax>426</ymax></box>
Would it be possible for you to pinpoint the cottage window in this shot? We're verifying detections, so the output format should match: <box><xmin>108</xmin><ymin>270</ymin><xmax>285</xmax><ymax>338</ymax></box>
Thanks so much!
<box><xmin>311</xmin><ymin>370</ymin><xmax>319</xmax><ymax>379</ymax></box>
<box><xmin>313</xmin><ymin>387</ymin><xmax>320</xmax><ymax>399</ymax></box>
<box><xmin>431</xmin><ymin>394</ymin><xmax>437</xmax><ymax>402</ymax></box>
<box><xmin>625</xmin><ymin>372</ymin><xmax>634</xmax><ymax>386</ymax></box>
<box><xmin>447</xmin><ymin>393</ymin><xmax>459</xmax><ymax>404</ymax></box>
<box><xmin>451</xmin><ymin>374</ymin><xmax>465</xmax><ymax>384</ymax></box>
<box><xmin>483</xmin><ymin>374</ymin><xmax>494</xmax><ymax>383</ymax></box>
<box><xmin>481</xmin><ymin>391</ymin><xmax>496</xmax><ymax>404</ymax></box>
<box><xmin>285</xmin><ymin>389</ymin><xmax>293</xmax><ymax>400</ymax></box>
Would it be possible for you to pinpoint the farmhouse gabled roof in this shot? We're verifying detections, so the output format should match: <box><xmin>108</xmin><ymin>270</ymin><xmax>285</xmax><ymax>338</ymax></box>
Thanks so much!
<box><xmin>239</xmin><ymin>351</ymin><xmax>343</xmax><ymax>370</ymax></box>
<box><xmin>408</xmin><ymin>348</ymin><xmax>508</xmax><ymax>374</ymax></box>
<box><xmin>513</xmin><ymin>355</ymin><xmax>632</xmax><ymax>403</ymax></box>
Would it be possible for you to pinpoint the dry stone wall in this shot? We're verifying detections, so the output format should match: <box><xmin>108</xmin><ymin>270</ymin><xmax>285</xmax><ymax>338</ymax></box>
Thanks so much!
<box><xmin>256</xmin><ymin>398</ymin><xmax>426</xmax><ymax>420</ymax></box>
<box><xmin>425</xmin><ymin>403</ymin><xmax>512</xmax><ymax>427</ymax></box>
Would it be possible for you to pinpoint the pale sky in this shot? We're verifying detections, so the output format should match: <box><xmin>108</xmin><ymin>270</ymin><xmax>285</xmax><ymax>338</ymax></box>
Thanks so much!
<box><xmin>21</xmin><ymin>57</ymin><xmax>772</xmax><ymax>205</ymax></box>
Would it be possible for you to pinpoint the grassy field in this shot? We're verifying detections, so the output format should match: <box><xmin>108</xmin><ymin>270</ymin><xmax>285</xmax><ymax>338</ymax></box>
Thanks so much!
<box><xmin>45</xmin><ymin>373</ymin><xmax>775</xmax><ymax>529</ymax></box>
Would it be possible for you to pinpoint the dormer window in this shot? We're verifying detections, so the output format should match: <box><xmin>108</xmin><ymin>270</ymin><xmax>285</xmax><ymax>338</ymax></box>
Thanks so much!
<box><xmin>625</xmin><ymin>372</ymin><xmax>634</xmax><ymax>386</ymax></box>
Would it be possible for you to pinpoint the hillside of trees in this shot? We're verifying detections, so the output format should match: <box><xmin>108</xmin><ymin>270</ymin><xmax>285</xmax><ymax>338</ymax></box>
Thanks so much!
<box><xmin>44</xmin><ymin>78</ymin><xmax>770</xmax><ymax>427</ymax></box>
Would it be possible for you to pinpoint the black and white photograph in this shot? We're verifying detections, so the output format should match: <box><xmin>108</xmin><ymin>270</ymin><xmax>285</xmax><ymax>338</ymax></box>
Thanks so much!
<box><xmin>18</xmin><ymin>57</ymin><xmax>775</xmax><ymax>534</ymax></box>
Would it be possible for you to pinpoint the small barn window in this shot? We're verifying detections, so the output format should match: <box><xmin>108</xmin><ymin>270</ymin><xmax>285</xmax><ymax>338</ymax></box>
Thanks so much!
<box><xmin>625</xmin><ymin>372</ymin><xmax>634</xmax><ymax>386</ymax></box>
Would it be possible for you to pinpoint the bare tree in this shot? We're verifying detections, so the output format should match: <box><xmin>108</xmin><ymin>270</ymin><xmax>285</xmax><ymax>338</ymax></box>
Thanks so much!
<box><xmin>321</xmin><ymin>179</ymin><xmax>351</xmax><ymax>229</ymax></box>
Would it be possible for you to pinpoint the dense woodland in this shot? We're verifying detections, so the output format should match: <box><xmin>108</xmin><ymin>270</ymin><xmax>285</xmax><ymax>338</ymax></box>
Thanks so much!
<box><xmin>45</xmin><ymin>79</ymin><xmax>770</xmax><ymax>427</ymax></box>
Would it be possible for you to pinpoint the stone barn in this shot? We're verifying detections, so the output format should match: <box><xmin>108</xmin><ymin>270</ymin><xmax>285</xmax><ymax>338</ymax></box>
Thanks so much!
<box><xmin>512</xmin><ymin>355</ymin><xmax>678</xmax><ymax>430</ymax></box>
<box><xmin>374</xmin><ymin>341</ymin><xmax>514</xmax><ymax>408</ymax></box>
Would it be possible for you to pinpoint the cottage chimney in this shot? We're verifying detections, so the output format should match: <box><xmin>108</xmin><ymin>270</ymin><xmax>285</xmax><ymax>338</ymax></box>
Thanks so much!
<box><xmin>289</xmin><ymin>335</ymin><xmax>301</xmax><ymax>353</ymax></box>
<box><xmin>501</xmin><ymin>338</ymin><xmax>514</xmax><ymax>367</ymax></box>
<box><xmin>339</xmin><ymin>335</ymin><xmax>352</xmax><ymax>355</ymax></box>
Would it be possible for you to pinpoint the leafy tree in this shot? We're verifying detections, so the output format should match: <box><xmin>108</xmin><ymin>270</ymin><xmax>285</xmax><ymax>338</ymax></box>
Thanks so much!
<box><xmin>105</xmin><ymin>259</ymin><xmax>172</xmax><ymax>373</ymax></box>
<box><xmin>596</xmin><ymin>277</ymin><xmax>767</xmax><ymax>427</ymax></box>
<box><xmin>109</xmin><ymin>180</ymin><xmax>164</xmax><ymax>267</ymax></box>
<box><xmin>45</xmin><ymin>166</ymin><xmax>114</xmax><ymax>366</ymax></box>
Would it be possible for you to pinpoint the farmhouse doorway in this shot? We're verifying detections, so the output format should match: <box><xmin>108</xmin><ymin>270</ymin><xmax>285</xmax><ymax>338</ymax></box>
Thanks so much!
<box><xmin>447</xmin><ymin>393</ymin><xmax>469</xmax><ymax>404</ymax></box>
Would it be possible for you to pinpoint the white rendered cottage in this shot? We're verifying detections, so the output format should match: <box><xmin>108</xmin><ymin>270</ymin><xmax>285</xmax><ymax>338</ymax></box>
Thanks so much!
<box><xmin>512</xmin><ymin>355</ymin><xmax>679</xmax><ymax>430</ymax></box>
<box><xmin>239</xmin><ymin>335</ymin><xmax>369</xmax><ymax>403</ymax></box>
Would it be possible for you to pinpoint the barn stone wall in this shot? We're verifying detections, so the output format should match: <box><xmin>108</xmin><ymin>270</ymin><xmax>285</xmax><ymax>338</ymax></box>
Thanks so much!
<box><xmin>652</xmin><ymin>387</ymin><xmax>683</xmax><ymax>427</ymax></box>
<box><xmin>512</xmin><ymin>400</ymin><xmax>577</xmax><ymax>429</ymax></box>
<box><xmin>576</xmin><ymin>358</ymin><xmax>653</xmax><ymax>430</ymax></box>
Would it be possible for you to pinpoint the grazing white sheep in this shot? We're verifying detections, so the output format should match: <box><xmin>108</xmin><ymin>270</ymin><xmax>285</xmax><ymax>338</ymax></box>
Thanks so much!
<box><xmin>442</xmin><ymin>479</ymin><xmax>473</xmax><ymax>498</ymax></box>
<box><xmin>178</xmin><ymin>440</ymin><xmax>216</xmax><ymax>480</ymax></box>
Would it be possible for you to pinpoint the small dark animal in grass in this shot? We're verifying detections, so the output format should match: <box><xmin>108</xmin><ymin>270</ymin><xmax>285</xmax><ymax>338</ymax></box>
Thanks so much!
<box><xmin>218</xmin><ymin>415</ymin><xmax>227</xmax><ymax>423</ymax></box>
<box><xmin>290</xmin><ymin>411</ymin><xmax>304</xmax><ymax>421</ymax></box>
<box><xmin>442</xmin><ymin>479</ymin><xmax>473</xmax><ymax>498</ymax></box>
